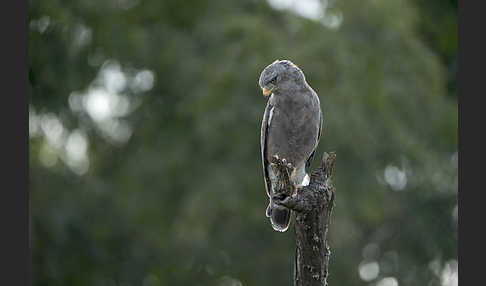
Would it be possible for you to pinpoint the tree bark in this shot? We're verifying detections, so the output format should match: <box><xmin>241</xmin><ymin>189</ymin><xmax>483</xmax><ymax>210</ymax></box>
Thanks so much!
<box><xmin>272</xmin><ymin>152</ymin><xmax>336</xmax><ymax>286</ymax></box>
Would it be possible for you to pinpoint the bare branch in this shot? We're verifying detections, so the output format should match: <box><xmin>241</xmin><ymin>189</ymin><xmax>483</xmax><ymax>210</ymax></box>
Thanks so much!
<box><xmin>270</xmin><ymin>152</ymin><xmax>337</xmax><ymax>286</ymax></box>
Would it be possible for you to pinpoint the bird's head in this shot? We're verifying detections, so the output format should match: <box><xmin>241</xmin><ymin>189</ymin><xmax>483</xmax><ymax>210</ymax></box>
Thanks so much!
<box><xmin>258</xmin><ymin>59</ymin><xmax>306</xmax><ymax>97</ymax></box>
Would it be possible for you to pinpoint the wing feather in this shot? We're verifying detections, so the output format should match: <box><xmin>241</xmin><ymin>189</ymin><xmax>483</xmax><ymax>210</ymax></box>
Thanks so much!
<box><xmin>261</xmin><ymin>101</ymin><xmax>274</xmax><ymax>198</ymax></box>
<box><xmin>305</xmin><ymin>106</ymin><xmax>323</xmax><ymax>169</ymax></box>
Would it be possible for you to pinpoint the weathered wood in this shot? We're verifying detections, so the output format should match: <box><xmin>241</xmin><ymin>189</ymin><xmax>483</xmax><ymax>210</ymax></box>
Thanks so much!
<box><xmin>272</xmin><ymin>152</ymin><xmax>336</xmax><ymax>286</ymax></box>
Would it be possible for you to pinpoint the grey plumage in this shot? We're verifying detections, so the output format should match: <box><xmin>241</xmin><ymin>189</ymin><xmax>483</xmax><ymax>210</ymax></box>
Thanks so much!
<box><xmin>259</xmin><ymin>60</ymin><xmax>323</xmax><ymax>232</ymax></box>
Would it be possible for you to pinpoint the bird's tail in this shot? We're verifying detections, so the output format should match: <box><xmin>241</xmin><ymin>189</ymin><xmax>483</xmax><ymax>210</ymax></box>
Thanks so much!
<box><xmin>266</xmin><ymin>201</ymin><xmax>291</xmax><ymax>232</ymax></box>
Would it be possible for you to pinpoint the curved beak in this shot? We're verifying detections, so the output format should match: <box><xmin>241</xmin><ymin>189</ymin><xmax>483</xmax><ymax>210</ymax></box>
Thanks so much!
<box><xmin>262</xmin><ymin>87</ymin><xmax>273</xmax><ymax>97</ymax></box>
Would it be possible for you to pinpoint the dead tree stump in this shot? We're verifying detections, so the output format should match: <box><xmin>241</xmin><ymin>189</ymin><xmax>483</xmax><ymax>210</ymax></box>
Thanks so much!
<box><xmin>272</xmin><ymin>152</ymin><xmax>336</xmax><ymax>286</ymax></box>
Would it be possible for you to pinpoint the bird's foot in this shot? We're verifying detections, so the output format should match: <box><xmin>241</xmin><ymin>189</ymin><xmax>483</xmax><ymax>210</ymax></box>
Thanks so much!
<box><xmin>284</xmin><ymin>161</ymin><xmax>295</xmax><ymax>178</ymax></box>
<box><xmin>272</xmin><ymin>154</ymin><xmax>280</xmax><ymax>163</ymax></box>
<box><xmin>270</xmin><ymin>155</ymin><xmax>294</xmax><ymax>173</ymax></box>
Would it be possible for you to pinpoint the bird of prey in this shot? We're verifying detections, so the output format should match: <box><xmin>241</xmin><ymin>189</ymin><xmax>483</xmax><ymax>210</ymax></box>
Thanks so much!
<box><xmin>259</xmin><ymin>60</ymin><xmax>323</xmax><ymax>232</ymax></box>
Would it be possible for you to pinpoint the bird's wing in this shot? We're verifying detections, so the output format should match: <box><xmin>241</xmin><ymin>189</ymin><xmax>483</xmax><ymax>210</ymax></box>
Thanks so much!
<box><xmin>305</xmin><ymin>107</ymin><xmax>323</xmax><ymax>170</ymax></box>
<box><xmin>261</xmin><ymin>100</ymin><xmax>274</xmax><ymax>198</ymax></box>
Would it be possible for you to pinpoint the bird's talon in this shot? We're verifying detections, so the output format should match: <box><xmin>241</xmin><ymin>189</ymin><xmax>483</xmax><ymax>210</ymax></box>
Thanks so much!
<box><xmin>286</xmin><ymin>163</ymin><xmax>294</xmax><ymax>172</ymax></box>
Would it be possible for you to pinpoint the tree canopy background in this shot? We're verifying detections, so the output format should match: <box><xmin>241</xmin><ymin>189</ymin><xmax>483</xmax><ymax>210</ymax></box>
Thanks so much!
<box><xmin>28</xmin><ymin>0</ymin><xmax>458</xmax><ymax>285</ymax></box>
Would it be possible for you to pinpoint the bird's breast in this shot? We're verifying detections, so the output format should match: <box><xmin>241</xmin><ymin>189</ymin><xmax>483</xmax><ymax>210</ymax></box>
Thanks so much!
<box><xmin>266</xmin><ymin>100</ymin><xmax>319</xmax><ymax>166</ymax></box>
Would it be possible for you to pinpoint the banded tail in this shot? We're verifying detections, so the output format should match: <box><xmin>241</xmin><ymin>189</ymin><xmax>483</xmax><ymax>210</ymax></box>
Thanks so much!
<box><xmin>266</xmin><ymin>200</ymin><xmax>291</xmax><ymax>232</ymax></box>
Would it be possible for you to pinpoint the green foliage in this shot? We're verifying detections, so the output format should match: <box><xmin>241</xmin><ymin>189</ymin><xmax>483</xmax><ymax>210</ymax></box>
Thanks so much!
<box><xmin>29</xmin><ymin>0</ymin><xmax>457</xmax><ymax>285</ymax></box>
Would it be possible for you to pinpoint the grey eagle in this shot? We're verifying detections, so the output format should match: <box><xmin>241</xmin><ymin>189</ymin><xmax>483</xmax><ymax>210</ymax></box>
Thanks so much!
<box><xmin>259</xmin><ymin>60</ymin><xmax>323</xmax><ymax>232</ymax></box>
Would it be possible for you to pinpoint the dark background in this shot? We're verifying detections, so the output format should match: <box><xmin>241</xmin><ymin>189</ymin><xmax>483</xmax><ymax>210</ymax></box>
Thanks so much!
<box><xmin>28</xmin><ymin>0</ymin><xmax>458</xmax><ymax>285</ymax></box>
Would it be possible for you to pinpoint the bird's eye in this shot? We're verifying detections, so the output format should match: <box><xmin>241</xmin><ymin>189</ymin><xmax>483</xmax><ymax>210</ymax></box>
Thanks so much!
<box><xmin>270</xmin><ymin>77</ymin><xmax>277</xmax><ymax>85</ymax></box>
